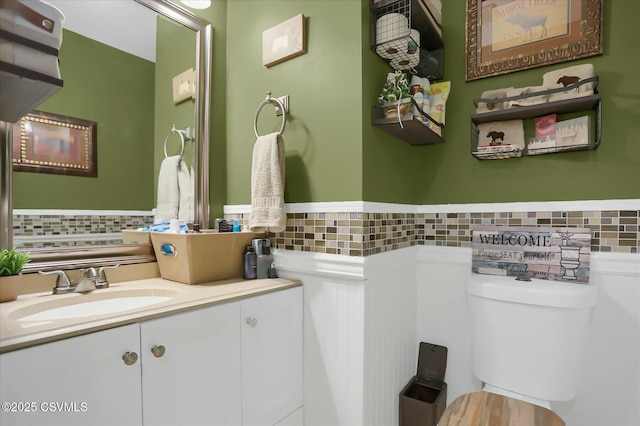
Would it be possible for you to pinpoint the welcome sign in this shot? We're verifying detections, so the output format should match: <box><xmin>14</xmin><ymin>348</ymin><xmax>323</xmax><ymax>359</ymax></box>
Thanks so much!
<box><xmin>472</xmin><ymin>226</ymin><xmax>591</xmax><ymax>284</ymax></box>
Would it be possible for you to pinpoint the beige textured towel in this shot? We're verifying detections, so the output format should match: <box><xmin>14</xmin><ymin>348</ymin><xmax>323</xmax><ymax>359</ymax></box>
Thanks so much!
<box><xmin>476</xmin><ymin>87</ymin><xmax>513</xmax><ymax>113</ymax></box>
<box><xmin>543</xmin><ymin>63</ymin><xmax>595</xmax><ymax>102</ymax></box>
<box><xmin>249</xmin><ymin>132</ymin><xmax>286</xmax><ymax>233</ymax></box>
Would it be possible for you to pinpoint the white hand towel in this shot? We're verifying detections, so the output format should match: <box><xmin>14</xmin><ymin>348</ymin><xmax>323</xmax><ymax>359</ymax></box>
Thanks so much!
<box><xmin>249</xmin><ymin>132</ymin><xmax>286</xmax><ymax>233</ymax></box>
<box><xmin>154</xmin><ymin>155</ymin><xmax>182</xmax><ymax>223</ymax></box>
<box><xmin>178</xmin><ymin>163</ymin><xmax>193</xmax><ymax>223</ymax></box>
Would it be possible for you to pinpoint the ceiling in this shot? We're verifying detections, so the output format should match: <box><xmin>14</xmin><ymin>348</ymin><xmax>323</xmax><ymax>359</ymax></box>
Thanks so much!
<box><xmin>46</xmin><ymin>0</ymin><xmax>157</xmax><ymax>62</ymax></box>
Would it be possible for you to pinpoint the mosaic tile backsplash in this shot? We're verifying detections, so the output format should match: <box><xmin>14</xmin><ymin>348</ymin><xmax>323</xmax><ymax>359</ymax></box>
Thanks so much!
<box><xmin>13</xmin><ymin>213</ymin><xmax>153</xmax><ymax>248</ymax></box>
<box><xmin>12</xmin><ymin>209</ymin><xmax>637</xmax><ymax>255</ymax></box>
<box><xmin>226</xmin><ymin>210</ymin><xmax>639</xmax><ymax>257</ymax></box>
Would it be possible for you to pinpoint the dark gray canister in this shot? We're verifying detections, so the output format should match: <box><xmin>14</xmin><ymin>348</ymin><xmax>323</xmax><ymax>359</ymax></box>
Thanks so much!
<box><xmin>243</xmin><ymin>245</ymin><xmax>257</xmax><ymax>279</ymax></box>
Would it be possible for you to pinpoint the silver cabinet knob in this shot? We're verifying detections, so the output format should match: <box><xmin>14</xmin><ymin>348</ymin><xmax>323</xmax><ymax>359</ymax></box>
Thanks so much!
<box><xmin>246</xmin><ymin>317</ymin><xmax>258</xmax><ymax>327</ymax></box>
<box><xmin>122</xmin><ymin>351</ymin><xmax>138</xmax><ymax>365</ymax></box>
<box><xmin>151</xmin><ymin>345</ymin><xmax>166</xmax><ymax>358</ymax></box>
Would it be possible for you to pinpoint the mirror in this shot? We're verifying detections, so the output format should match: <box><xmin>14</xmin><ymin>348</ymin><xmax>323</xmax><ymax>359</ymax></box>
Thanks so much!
<box><xmin>0</xmin><ymin>0</ymin><xmax>212</xmax><ymax>271</ymax></box>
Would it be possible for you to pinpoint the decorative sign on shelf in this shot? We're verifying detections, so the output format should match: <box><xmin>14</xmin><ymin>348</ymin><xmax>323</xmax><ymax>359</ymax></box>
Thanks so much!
<box><xmin>472</xmin><ymin>226</ymin><xmax>591</xmax><ymax>284</ymax></box>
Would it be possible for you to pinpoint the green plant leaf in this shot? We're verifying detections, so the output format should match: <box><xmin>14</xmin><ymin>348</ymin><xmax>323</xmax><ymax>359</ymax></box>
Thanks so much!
<box><xmin>0</xmin><ymin>248</ymin><xmax>30</xmax><ymax>276</ymax></box>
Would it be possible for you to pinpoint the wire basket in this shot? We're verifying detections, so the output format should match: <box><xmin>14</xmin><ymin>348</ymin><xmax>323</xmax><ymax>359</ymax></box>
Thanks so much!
<box><xmin>472</xmin><ymin>145</ymin><xmax>522</xmax><ymax>160</ymax></box>
<box><xmin>371</xmin><ymin>0</ymin><xmax>443</xmax><ymax>80</ymax></box>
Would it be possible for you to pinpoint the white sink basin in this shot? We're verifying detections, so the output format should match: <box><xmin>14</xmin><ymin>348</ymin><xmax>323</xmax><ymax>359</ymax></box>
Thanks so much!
<box><xmin>19</xmin><ymin>296</ymin><xmax>171</xmax><ymax>321</ymax></box>
<box><xmin>10</xmin><ymin>288</ymin><xmax>179</xmax><ymax>323</ymax></box>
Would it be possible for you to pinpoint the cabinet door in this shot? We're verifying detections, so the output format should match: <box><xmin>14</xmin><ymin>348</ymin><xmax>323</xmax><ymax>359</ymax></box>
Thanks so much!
<box><xmin>274</xmin><ymin>407</ymin><xmax>303</xmax><ymax>426</ymax></box>
<box><xmin>0</xmin><ymin>324</ymin><xmax>142</xmax><ymax>426</ymax></box>
<box><xmin>140</xmin><ymin>301</ymin><xmax>242</xmax><ymax>426</ymax></box>
<box><xmin>241</xmin><ymin>286</ymin><xmax>303</xmax><ymax>426</ymax></box>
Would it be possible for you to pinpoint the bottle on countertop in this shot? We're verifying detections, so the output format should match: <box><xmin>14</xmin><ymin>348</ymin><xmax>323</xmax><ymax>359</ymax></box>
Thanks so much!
<box><xmin>169</xmin><ymin>219</ymin><xmax>181</xmax><ymax>233</ymax></box>
<box><xmin>267</xmin><ymin>262</ymin><xmax>278</xmax><ymax>278</ymax></box>
<box><xmin>253</xmin><ymin>238</ymin><xmax>274</xmax><ymax>279</ymax></box>
<box><xmin>257</xmin><ymin>247</ymin><xmax>274</xmax><ymax>279</ymax></box>
<box><xmin>243</xmin><ymin>245</ymin><xmax>257</xmax><ymax>279</ymax></box>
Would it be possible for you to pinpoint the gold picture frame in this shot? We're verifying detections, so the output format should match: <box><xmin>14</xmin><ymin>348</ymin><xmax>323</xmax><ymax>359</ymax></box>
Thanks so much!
<box><xmin>465</xmin><ymin>0</ymin><xmax>603</xmax><ymax>81</ymax></box>
<box><xmin>262</xmin><ymin>14</ymin><xmax>306</xmax><ymax>68</ymax></box>
<box><xmin>12</xmin><ymin>111</ymin><xmax>97</xmax><ymax>177</ymax></box>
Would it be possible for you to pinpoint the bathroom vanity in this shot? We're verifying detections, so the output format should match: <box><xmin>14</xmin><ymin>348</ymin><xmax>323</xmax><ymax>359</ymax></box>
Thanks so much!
<box><xmin>0</xmin><ymin>278</ymin><xmax>302</xmax><ymax>426</ymax></box>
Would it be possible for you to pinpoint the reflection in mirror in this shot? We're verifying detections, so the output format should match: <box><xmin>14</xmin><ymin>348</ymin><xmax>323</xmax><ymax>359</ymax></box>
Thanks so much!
<box><xmin>0</xmin><ymin>0</ymin><xmax>211</xmax><ymax>271</ymax></box>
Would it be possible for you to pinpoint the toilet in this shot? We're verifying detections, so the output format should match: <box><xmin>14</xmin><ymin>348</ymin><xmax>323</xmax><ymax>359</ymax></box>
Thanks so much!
<box><xmin>440</xmin><ymin>273</ymin><xmax>597</xmax><ymax>425</ymax></box>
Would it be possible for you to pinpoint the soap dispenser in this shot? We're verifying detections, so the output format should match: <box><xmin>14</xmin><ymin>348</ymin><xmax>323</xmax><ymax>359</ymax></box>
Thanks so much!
<box><xmin>253</xmin><ymin>238</ymin><xmax>273</xmax><ymax>279</ymax></box>
<box><xmin>258</xmin><ymin>245</ymin><xmax>274</xmax><ymax>279</ymax></box>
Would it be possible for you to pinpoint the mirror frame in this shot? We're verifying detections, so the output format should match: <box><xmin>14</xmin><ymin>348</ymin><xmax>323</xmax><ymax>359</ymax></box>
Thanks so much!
<box><xmin>0</xmin><ymin>0</ymin><xmax>212</xmax><ymax>272</ymax></box>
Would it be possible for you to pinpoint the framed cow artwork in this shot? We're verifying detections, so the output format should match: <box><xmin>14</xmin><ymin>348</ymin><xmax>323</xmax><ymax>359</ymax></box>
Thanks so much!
<box><xmin>465</xmin><ymin>0</ymin><xmax>603</xmax><ymax>81</ymax></box>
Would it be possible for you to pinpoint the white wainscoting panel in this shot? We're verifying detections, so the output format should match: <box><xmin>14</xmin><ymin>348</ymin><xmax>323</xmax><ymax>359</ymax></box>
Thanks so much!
<box><xmin>362</xmin><ymin>248</ymin><xmax>418</xmax><ymax>426</ymax></box>
<box><xmin>277</xmin><ymin>252</ymin><xmax>365</xmax><ymax>426</ymax></box>
<box><xmin>416</xmin><ymin>246</ymin><xmax>640</xmax><ymax>426</ymax></box>
<box><xmin>553</xmin><ymin>253</ymin><xmax>640</xmax><ymax>426</ymax></box>
<box><xmin>275</xmin><ymin>248</ymin><xmax>418</xmax><ymax>426</ymax></box>
<box><xmin>416</xmin><ymin>246</ymin><xmax>477</xmax><ymax>405</ymax></box>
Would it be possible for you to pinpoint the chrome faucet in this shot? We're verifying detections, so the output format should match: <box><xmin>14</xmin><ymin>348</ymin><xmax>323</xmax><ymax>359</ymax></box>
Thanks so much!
<box><xmin>93</xmin><ymin>265</ymin><xmax>119</xmax><ymax>289</ymax></box>
<box><xmin>74</xmin><ymin>269</ymin><xmax>99</xmax><ymax>293</ymax></box>
<box><xmin>39</xmin><ymin>270</ymin><xmax>73</xmax><ymax>294</ymax></box>
<box><xmin>39</xmin><ymin>265</ymin><xmax>119</xmax><ymax>295</ymax></box>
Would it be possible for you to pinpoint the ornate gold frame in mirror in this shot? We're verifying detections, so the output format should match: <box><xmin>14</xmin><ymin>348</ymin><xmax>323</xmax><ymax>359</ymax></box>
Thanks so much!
<box><xmin>0</xmin><ymin>0</ymin><xmax>212</xmax><ymax>272</ymax></box>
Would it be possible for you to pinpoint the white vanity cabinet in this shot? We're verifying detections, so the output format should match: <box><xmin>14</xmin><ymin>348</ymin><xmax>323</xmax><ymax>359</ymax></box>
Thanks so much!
<box><xmin>241</xmin><ymin>286</ymin><xmax>303</xmax><ymax>426</ymax></box>
<box><xmin>0</xmin><ymin>285</ymin><xmax>303</xmax><ymax>426</ymax></box>
<box><xmin>140</xmin><ymin>301</ymin><xmax>242</xmax><ymax>426</ymax></box>
<box><xmin>0</xmin><ymin>324</ymin><xmax>143</xmax><ymax>426</ymax></box>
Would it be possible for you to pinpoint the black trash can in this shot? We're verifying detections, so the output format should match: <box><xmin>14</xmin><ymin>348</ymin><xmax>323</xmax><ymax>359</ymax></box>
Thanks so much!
<box><xmin>399</xmin><ymin>342</ymin><xmax>448</xmax><ymax>426</ymax></box>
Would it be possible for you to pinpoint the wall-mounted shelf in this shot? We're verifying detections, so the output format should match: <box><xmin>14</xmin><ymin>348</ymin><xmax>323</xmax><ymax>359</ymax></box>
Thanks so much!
<box><xmin>471</xmin><ymin>78</ymin><xmax>601</xmax><ymax>160</ymax></box>
<box><xmin>371</xmin><ymin>0</ymin><xmax>444</xmax><ymax>80</ymax></box>
<box><xmin>372</xmin><ymin>98</ymin><xmax>444</xmax><ymax>145</ymax></box>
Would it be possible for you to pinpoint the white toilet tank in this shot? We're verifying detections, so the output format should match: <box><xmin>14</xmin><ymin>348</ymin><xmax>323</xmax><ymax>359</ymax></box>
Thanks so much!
<box><xmin>467</xmin><ymin>273</ymin><xmax>597</xmax><ymax>402</ymax></box>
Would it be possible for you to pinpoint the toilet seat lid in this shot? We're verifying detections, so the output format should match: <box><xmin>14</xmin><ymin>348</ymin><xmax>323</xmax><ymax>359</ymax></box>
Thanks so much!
<box><xmin>439</xmin><ymin>391</ymin><xmax>565</xmax><ymax>426</ymax></box>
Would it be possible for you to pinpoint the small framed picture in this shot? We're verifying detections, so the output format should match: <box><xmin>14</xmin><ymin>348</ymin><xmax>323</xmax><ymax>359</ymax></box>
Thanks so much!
<box><xmin>12</xmin><ymin>110</ymin><xmax>97</xmax><ymax>177</ymax></box>
<box><xmin>262</xmin><ymin>14</ymin><xmax>306</xmax><ymax>68</ymax></box>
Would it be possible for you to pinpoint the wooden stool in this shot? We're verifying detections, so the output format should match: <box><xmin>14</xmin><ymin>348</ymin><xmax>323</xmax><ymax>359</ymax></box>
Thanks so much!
<box><xmin>439</xmin><ymin>391</ymin><xmax>565</xmax><ymax>426</ymax></box>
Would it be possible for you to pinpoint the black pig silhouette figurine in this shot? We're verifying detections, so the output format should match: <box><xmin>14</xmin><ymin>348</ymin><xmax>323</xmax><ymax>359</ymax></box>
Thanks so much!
<box><xmin>487</xmin><ymin>131</ymin><xmax>505</xmax><ymax>146</ymax></box>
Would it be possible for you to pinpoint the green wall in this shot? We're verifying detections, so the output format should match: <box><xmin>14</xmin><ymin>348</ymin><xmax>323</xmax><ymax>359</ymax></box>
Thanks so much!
<box><xmin>225</xmin><ymin>0</ymin><xmax>363</xmax><ymax>206</ymax></box>
<box><xmin>13</xmin><ymin>30</ymin><xmax>156</xmax><ymax>210</ymax></box>
<box><xmin>153</xmin><ymin>16</ymin><xmax>197</xmax><ymax>202</ymax></box>
<box><xmin>361</xmin><ymin>0</ymin><xmax>425</xmax><ymax>205</ymax></box>
<box><xmin>404</xmin><ymin>0</ymin><xmax>640</xmax><ymax>204</ymax></box>
<box><xmin>224</xmin><ymin>0</ymin><xmax>640</xmax><ymax>206</ymax></box>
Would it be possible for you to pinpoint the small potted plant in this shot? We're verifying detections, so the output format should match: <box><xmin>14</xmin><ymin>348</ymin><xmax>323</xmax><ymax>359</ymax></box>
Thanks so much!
<box><xmin>378</xmin><ymin>71</ymin><xmax>411</xmax><ymax>118</ymax></box>
<box><xmin>0</xmin><ymin>248</ymin><xmax>30</xmax><ymax>302</ymax></box>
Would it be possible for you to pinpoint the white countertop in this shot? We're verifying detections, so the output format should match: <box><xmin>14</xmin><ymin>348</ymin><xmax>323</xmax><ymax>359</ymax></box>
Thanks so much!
<box><xmin>0</xmin><ymin>277</ymin><xmax>300</xmax><ymax>353</ymax></box>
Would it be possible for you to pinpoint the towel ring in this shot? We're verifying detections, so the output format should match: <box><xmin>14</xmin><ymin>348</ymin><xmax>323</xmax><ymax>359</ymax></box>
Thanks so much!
<box><xmin>254</xmin><ymin>92</ymin><xmax>286</xmax><ymax>138</ymax></box>
<box><xmin>163</xmin><ymin>124</ymin><xmax>189</xmax><ymax>158</ymax></box>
